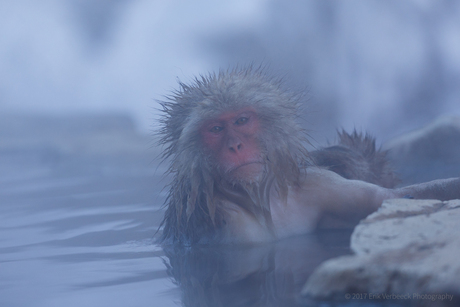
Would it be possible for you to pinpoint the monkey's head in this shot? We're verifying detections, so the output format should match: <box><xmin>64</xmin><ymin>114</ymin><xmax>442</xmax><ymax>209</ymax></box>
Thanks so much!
<box><xmin>159</xmin><ymin>68</ymin><xmax>309</xmax><ymax>244</ymax></box>
<box><xmin>199</xmin><ymin>105</ymin><xmax>264</xmax><ymax>183</ymax></box>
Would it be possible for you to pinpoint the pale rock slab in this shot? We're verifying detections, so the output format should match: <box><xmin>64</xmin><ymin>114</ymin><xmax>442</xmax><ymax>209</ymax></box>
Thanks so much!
<box><xmin>302</xmin><ymin>198</ymin><xmax>460</xmax><ymax>307</ymax></box>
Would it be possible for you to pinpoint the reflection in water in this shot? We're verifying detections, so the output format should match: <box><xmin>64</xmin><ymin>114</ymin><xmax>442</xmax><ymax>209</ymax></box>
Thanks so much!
<box><xmin>163</xmin><ymin>231</ymin><xmax>351</xmax><ymax>307</ymax></box>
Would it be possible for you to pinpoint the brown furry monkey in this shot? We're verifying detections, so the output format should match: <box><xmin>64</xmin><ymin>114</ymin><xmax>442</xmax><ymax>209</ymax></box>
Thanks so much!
<box><xmin>158</xmin><ymin>68</ymin><xmax>460</xmax><ymax>245</ymax></box>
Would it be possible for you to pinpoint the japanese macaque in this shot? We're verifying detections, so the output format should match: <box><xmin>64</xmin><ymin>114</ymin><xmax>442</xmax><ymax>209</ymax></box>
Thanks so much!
<box><xmin>158</xmin><ymin>68</ymin><xmax>460</xmax><ymax>245</ymax></box>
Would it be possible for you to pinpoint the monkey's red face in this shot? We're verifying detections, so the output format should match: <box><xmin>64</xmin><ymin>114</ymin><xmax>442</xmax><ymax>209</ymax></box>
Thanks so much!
<box><xmin>200</xmin><ymin>108</ymin><xmax>264</xmax><ymax>182</ymax></box>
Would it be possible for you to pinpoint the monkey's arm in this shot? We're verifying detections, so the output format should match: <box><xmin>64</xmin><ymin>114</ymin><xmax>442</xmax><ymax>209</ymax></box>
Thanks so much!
<box><xmin>394</xmin><ymin>177</ymin><xmax>460</xmax><ymax>201</ymax></box>
<box><xmin>301</xmin><ymin>168</ymin><xmax>394</xmax><ymax>225</ymax></box>
<box><xmin>301</xmin><ymin>168</ymin><xmax>460</xmax><ymax>227</ymax></box>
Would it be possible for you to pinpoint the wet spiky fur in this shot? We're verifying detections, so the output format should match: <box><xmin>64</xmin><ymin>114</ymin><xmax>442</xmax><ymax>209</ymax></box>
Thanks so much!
<box><xmin>310</xmin><ymin>130</ymin><xmax>399</xmax><ymax>188</ymax></box>
<box><xmin>158</xmin><ymin>68</ymin><xmax>309</xmax><ymax>245</ymax></box>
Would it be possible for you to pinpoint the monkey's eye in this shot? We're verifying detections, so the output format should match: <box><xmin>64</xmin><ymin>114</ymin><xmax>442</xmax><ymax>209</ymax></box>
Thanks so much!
<box><xmin>209</xmin><ymin>126</ymin><xmax>224</xmax><ymax>133</ymax></box>
<box><xmin>235</xmin><ymin>117</ymin><xmax>248</xmax><ymax>125</ymax></box>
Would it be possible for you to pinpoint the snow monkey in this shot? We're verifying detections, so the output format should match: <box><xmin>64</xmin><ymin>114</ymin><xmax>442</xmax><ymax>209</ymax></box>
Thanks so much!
<box><xmin>158</xmin><ymin>68</ymin><xmax>460</xmax><ymax>245</ymax></box>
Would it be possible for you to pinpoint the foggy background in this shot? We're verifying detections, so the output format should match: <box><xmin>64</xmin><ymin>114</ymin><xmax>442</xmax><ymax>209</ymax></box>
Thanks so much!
<box><xmin>1</xmin><ymin>2</ymin><xmax>460</xmax><ymax>306</ymax></box>
<box><xmin>2</xmin><ymin>0</ymin><xmax>460</xmax><ymax>145</ymax></box>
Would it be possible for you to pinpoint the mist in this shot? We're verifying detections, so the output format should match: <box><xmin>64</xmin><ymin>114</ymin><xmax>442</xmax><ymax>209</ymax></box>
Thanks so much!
<box><xmin>1</xmin><ymin>2</ymin><xmax>460</xmax><ymax>306</ymax></box>
<box><xmin>1</xmin><ymin>0</ymin><xmax>459</xmax><ymax>142</ymax></box>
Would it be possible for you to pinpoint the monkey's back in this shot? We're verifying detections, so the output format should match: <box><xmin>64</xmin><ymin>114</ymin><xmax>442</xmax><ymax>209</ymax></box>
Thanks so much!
<box><xmin>310</xmin><ymin>130</ymin><xmax>399</xmax><ymax>189</ymax></box>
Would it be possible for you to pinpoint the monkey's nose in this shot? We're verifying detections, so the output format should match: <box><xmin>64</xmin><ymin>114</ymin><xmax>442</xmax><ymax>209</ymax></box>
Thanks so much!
<box><xmin>227</xmin><ymin>137</ymin><xmax>243</xmax><ymax>152</ymax></box>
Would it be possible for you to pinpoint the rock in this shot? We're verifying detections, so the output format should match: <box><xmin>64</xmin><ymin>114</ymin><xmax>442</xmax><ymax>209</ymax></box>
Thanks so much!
<box><xmin>302</xmin><ymin>199</ymin><xmax>460</xmax><ymax>307</ymax></box>
<box><xmin>0</xmin><ymin>112</ymin><xmax>152</xmax><ymax>156</ymax></box>
<box><xmin>384</xmin><ymin>116</ymin><xmax>460</xmax><ymax>185</ymax></box>
<box><xmin>0</xmin><ymin>113</ymin><xmax>158</xmax><ymax>177</ymax></box>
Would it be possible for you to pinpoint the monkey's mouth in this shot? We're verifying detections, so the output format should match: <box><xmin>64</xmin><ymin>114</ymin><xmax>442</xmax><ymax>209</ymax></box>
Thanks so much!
<box><xmin>230</xmin><ymin>161</ymin><xmax>263</xmax><ymax>171</ymax></box>
<box><xmin>227</xmin><ymin>161</ymin><xmax>264</xmax><ymax>180</ymax></box>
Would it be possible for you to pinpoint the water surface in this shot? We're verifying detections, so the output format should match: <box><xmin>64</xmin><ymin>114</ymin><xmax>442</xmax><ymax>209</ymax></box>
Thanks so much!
<box><xmin>0</xmin><ymin>115</ymin><xmax>353</xmax><ymax>307</ymax></box>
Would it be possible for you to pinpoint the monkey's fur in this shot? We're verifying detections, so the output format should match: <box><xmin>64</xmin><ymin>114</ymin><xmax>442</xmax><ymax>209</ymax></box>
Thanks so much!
<box><xmin>310</xmin><ymin>130</ymin><xmax>398</xmax><ymax>188</ymax></box>
<box><xmin>158</xmin><ymin>68</ymin><xmax>397</xmax><ymax>245</ymax></box>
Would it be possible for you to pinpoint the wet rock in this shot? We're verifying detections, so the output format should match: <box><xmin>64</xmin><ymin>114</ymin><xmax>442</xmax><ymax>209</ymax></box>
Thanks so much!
<box><xmin>302</xmin><ymin>198</ymin><xmax>460</xmax><ymax>307</ymax></box>
<box><xmin>384</xmin><ymin>115</ymin><xmax>460</xmax><ymax>184</ymax></box>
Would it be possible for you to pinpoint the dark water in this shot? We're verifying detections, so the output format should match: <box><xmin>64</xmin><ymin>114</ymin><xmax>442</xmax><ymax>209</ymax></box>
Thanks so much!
<box><xmin>0</xmin><ymin>116</ymin><xmax>356</xmax><ymax>307</ymax></box>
